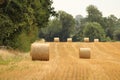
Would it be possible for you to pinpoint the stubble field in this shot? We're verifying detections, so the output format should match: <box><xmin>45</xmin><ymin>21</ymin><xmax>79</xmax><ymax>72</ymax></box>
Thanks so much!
<box><xmin>0</xmin><ymin>42</ymin><xmax>120</xmax><ymax>80</ymax></box>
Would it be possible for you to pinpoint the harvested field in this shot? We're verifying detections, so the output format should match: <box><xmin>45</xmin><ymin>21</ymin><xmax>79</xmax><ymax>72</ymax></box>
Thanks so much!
<box><xmin>0</xmin><ymin>42</ymin><xmax>120</xmax><ymax>80</ymax></box>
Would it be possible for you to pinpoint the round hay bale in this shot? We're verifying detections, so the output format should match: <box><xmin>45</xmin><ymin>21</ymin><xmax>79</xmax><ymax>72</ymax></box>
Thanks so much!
<box><xmin>94</xmin><ymin>39</ymin><xmax>99</xmax><ymax>42</ymax></box>
<box><xmin>30</xmin><ymin>43</ymin><xmax>49</xmax><ymax>61</ymax></box>
<box><xmin>54</xmin><ymin>37</ymin><xmax>59</xmax><ymax>42</ymax></box>
<box><xmin>79</xmin><ymin>48</ymin><xmax>91</xmax><ymax>59</ymax></box>
<box><xmin>67</xmin><ymin>38</ymin><xmax>72</xmax><ymax>42</ymax></box>
<box><xmin>40</xmin><ymin>39</ymin><xmax>45</xmax><ymax>42</ymax></box>
<box><xmin>84</xmin><ymin>38</ymin><xmax>89</xmax><ymax>42</ymax></box>
<box><xmin>35</xmin><ymin>39</ymin><xmax>45</xmax><ymax>43</ymax></box>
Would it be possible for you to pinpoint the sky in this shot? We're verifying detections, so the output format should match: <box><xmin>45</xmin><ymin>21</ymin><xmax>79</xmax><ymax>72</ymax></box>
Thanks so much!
<box><xmin>52</xmin><ymin>0</ymin><xmax>120</xmax><ymax>18</ymax></box>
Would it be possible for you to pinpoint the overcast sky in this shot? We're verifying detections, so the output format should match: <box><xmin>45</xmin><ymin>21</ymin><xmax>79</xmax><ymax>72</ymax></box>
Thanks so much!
<box><xmin>52</xmin><ymin>0</ymin><xmax>120</xmax><ymax>18</ymax></box>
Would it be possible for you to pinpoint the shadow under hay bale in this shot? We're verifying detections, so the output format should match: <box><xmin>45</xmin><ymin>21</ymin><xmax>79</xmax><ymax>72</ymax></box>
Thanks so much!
<box><xmin>54</xmin><ymin>37</ymin><xmax>60</xmax><ymax>42</ymax></box>
<box><xmin>30</xmin><ymin>42</ymin><xmax>49</xmax><ymax>61</ymax></box>
<box><xmin>84</xmin><ymin>38</ymin><xmax>89</xmax><ymax>42</ymax></box>
<box><xmin>79</xmin><ymin>48</ymin><xmax>91</xmax><ymax>59</ymax></box>
<box><xmin>67</xmin><ymin>38</ymin><xmax>72</xmax><ymax>42</ymax></box>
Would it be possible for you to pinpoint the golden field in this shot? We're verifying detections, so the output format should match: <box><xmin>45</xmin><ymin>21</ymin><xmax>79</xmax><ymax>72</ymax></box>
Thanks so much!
<box><xmin>0</xmin><ymin>42</ymin><xmax>120</xmax><ymax>80</ymax></box>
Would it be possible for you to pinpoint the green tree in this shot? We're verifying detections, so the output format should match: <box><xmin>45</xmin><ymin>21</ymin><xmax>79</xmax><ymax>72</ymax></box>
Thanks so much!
<box><xmin>75</xmin><ymin>15</ymin><xmax>83</xmax><ymax>32</ymax></box>
<box><xmin>0</xmin><ymin>15</ymin><xmax>14</xmax><ymax>45</ymax></box>
<box><xmin>0</xmin><ymin>0</ymin><xmax>9</xmax><ymax>8</ymax></box>
<box><xmin>39</xmin><ymin>17</ymin><xmax>62</xmax><ymax>41</ymax></box>
<box><xmin>0</xmin><ymin>0</ymin><xmax>56</xmax><ymax>51</ymax></box>
<box><xmin>86</xmin><ymin>5</ymin><xmax>103</xmax><ymax>24</ymax></box>
<box><xmin>83</xmin><ymin>22</ymin><xmax>106</xmax><ymax>41</ymax></box>
<box><xmin>105</xmin><ymin>15</ymin><xmax>118</xmax><ymax>39</ymax></box>
<box><xmin>39</xmin><ymin>11</ymin><xmax>75</xmax><ymax>42</ymax></box>
<box><xmin>58</xmin><ymin>11</ymin><xmax>75</xmax><ymax>41</ymax></box>
<box><xmin>113</xmin><ymin>28</ymin><xmax>120</xmax><ymax>41</ymax></box>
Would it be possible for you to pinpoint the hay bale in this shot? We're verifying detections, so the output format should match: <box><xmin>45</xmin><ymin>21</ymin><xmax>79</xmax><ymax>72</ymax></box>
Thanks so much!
<box><xmin>67</xmin><ymin>38</ymin><xmax>72</xmax><ymax>42</ymax></box>
<box><xmin>30</xmin><ymin>43</ymin><xmax>49</xmax><ymax>61</ymax></box>
<box><xmin>79</xmin><ymin>48</ymin><xmax>91</xmax><ymax>59</ymax></box>
<box><xmin>40</xmin><ymin>39</ymin><xmax>45</xmax><ymax>42</ymax></box>
<box><xmin>35</xmin><ymin>39</ymin><xmax>45</xmax><ymax>43</ymax></box>
<box><xmin>84</xmin><ymin>38</ymin><xmax>89</xmax><ymax>42</ymax></box>
<box><xmin>54</xmin><ymin>37</ymin><xmax>59</xmax><ymax>42</ymax></box>
<box><xmin>94</xmin><ymin>39</ymin><xmax>99</xmax><ymax>42</ymax></box>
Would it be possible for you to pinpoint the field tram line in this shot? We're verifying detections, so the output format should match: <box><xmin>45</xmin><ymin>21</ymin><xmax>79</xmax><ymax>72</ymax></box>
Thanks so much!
<box><xmin>68</xmin><ymin>64</ymin><xmax>73</xmax><ymax>79</ymax></box>
<box><xmin>59</xmin><ymin>43</ymin><xmax>70</xmax><ymax>60</ymax></box>
<box><xmin>71</xmin><ymin>43</ymin><xmax>79</xmax><ymax>58</ymax></box>
<box><xmin>50</xmin><ymin>64</ymin><xmax>60</xmax><ymax>80</ymax></box>
<box><xmin>61</xmin><ymin>65</ymin><xmax>69</xmax><ymax>80</ymax></box>
<box><xmin>64</xmin><ymin>43</ymin><xmax>79</xmax><ymax>61</ymax></box>
<box><xmin>82</xmin><ymin>64</ymin><xmax>90</xmax><ymax>80</ymax></box>
<box><xmin>49</xmin><ymin>43</ymin><xmax>56</xmax><ymax>61</ymax></box>
<box><xmin>48</xmin><ymin>44</ymin><xmax>63</xmax><ymax>80</ymax></box>
<box><xmin>43</xmin><ymin>62</ymin><xmax>58</xmax><ymax>80</ymax></box>
<box><xmin>75</xmin><ymin>63</ymin><xmax>80</xmax><ymax>80</ymax></box>
<box><xmin>49</xmin><ymin>43</ymin><xmax>60</xmax><ymax>64</ymax></box>
<box><xmin>34</xmin><ymin>64</ymin><xmax>49</xmax><ymax>80</ymax></box>
<box><xmin>72</xmin><ymin>64</ymin><xmax>78</xmax><ymax>80</ymax></box>
<box><xmin>49</xmin><ymin>43</ymin><xmax>68</xmax><ymax>80</ymax></box>
<box><xmin>57</xmin><ymin>65</ymin><xmax>66</xmax><ymax>80</ymax></box>
<box><xmin>59</xmin><ymin>65</ymin><xmax>66</xmax><ymax>80</ymax></box>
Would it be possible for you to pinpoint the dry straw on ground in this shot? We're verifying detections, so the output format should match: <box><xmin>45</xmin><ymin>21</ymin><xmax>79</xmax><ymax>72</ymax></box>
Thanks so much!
<box><xmin>79</xmin><ymin>48</ymin><xmax>91</xmax><ymax>59</ymax></box>
<box><xmin>54</xmin><ymin>37</ymin><xmax>60</xmax><ymax>42</ymax></box>
<box><xmin>30</xmin><ymin>42</ymin><xmax>49</xmax><ymax>61</ymax></box>
<box><xmin>0</xmin><ymin>49</ymin><xmax>15</xmax><ymax>60</ymax></box>
<box><xmin>67</xmin><ymin>38</ymin><xmax>72</xmax><ymax>42</ymax></box>
<box><xmin>84</xmin><ymin>38</ymin><xmax>89</xmax><ymax>42</ymax></box>
<box><xmin>94</xmin><ymin>39</ymin><xmax>99</xmax><ymax>42</ymax></box>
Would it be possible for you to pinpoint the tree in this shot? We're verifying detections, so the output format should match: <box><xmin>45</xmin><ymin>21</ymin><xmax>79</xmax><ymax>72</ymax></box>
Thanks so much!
<box><xmin>74</xmin><ymin>15</ymin><xmax>83</xmax><ymax>33</ymax></box>
<box><xmin>113</xmin><ymin>28</ymin><xmax>120</xmax><ymax>41</ymax></box>
<box><xmin>86</xmin><ymin>5</ymin><xmax>103</xmax><ymax>24</ymax></box>
<box><xmin>39</xmin><ymin>11</ymin><xmax>75</xmax><ymax>42</ymax></box>
<box><xmin>0</xmin><ymin>0</ymin><xmax>56</xmax><ymax>51</ymax></box>
<box><xmin>0</xmin><ymin>0</ymin><xmax>9</xmax><ymax>8</ymax></box>
<box><xmin>83</xmin><ymin>22</ymin><xmax>106</xmax><ymax>41</ymax></box>
<box><xmin>58</xmin><ymin>11</ymin><xmax>75</xmax><ymax>41</ymax></box>
<box><xmin>105</xmin><ymin>15</ymin><xmax>118</xmax><ymax>39</ymax></box>
<box><xmin>39</xmin><ymin>17</ymin><xmax>62</xmax><ymax>41</ymax></box>
<box><xmin>0</xmin><ymin>15</ymin><xmax>14</xmax><ymax>45</ymax></box>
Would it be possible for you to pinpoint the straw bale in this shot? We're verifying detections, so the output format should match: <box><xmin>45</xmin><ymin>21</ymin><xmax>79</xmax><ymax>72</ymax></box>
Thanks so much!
<box><xmin>84</xmin><ymin>38</ymin><xmax>89</xmax><ymax>42</ymax></box>
<box><xmin>30</xmin><ymin>43</ymin><xmax>49</xmax><ymax>61</ymax></box>
<box><xmin>35</xmin><ymin>39</ymin><xmax>45</xmax><ymax>43</ymax></box>
<box><xmin>67</xmin><ymin>38</ymin><xmax>72</xmax><ymax>42</ymax></box>
<box><xmin>79</xmin><ymin>48</ymin><xmax>91</xmax><ymax>59</ymax></box>
<box><xmin>94</xmin><ymin>39</ymin><xmax>99</xmax><ymax>42</ymax></box>
<box><xmin>54</xmin><ymin>37</ymin><xmax>59</xmax><ymax>42</ymax></box>
<box><xmin>40</xmin><ymin>39</ymin><xmax>45</xmax><ymax>42</ymax></box>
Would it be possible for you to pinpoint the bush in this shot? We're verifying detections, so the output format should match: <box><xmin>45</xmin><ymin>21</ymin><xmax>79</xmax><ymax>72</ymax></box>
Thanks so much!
<box><xmin>14</xmin><ymin>26</ymin><xmax>38</xmax><ymax>52</ymax></box>
<box><xmin>83</xmin><ymin>22</ymin><xmax>106</xmax><ymax>42</ymax></box>
<box><xmin>113</xmin><ymin>28</ymin><xmax>120</xmax><ymax>41</ymax></box>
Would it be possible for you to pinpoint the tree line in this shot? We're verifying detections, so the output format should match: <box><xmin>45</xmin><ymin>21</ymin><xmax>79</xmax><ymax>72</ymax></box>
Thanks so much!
<box><xmin>40</xmin><ymin>5</ymin><xmax>120</xmax><ymax>42</ymax></box>
<box><xmin>0</xmin><ymin>1</ymin><xmax>120</xmax><ymax>51</ymax></box>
